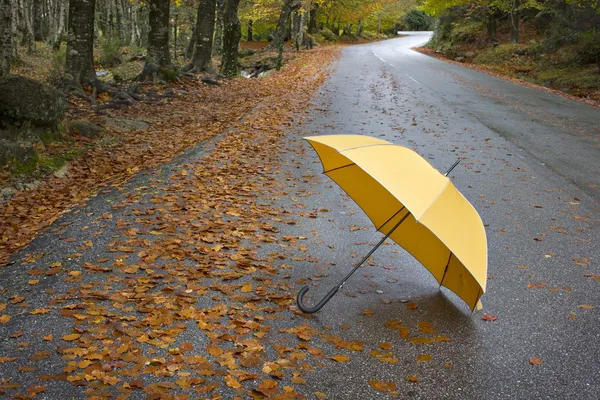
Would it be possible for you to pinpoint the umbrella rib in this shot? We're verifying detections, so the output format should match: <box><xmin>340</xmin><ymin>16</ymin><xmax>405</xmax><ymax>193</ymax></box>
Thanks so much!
<box><xmin>440</xmin><ymin>253</ymin><xmax>453</xmax><ymax>287</ymax></box>
<box><xmin>323</xmin><ymin>163</ymin><xmax>355</xmax><ymax>174</ymax></box>
<box><xmin>376</xmin><ymin>206</ymin><xmax>406</xmax><ymax>232</ymax></box>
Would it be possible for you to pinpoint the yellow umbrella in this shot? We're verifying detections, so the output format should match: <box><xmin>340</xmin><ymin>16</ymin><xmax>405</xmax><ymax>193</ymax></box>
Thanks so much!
<box><xmin>296</xmin><ymin>134</ymin><xmax>487</xmax><ymax>313</ymax></box>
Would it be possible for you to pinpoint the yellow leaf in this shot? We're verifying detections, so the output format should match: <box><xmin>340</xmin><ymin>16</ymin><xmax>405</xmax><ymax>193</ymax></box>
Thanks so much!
<box><xmin>240</xmin><ymin>282</ymin><xmax>253</xmax><ymax>293</ymax></box>
<box><xmin>368</xmin><ymin>380</ymin><xmax>397</xmax><ymax>392</ymax></box>
<box><xmin>225</xmin><ymin>375</ymin><xmax>241</xmax><ymax>388</ymax></box>
<box><xmin>417</xmin><ymin>354</ymin><xmax>432</xmax><ymax>362</ymax></box>
<box><xmin>0</xmin><ymin>314</ymin><xmax>10</xmax><ymax>324</ymax></box>
<box><xmin>315</xmin><ymin>392</ymin><xmax>328</xmax><ymax>399</ymax></box>
<box><xmin>42</xmin><ymin>334</ymin><xmax>53</xmax><ymax>341</ymax></box>
<box><xmin>28</xmin><ymin>279</ymin><xmax>39</xmax><ymax>285</ymax></box>
<box><xmin>62</xmin><ymin>333</ymin><xmax>81</xmax><ymax>341</ymax></box>
<box><xmin>330</xmin><ymin>355</ymin><xmax>350</xmax><ymax>362</ymax></box>
<box><xmin>30</xmin><ymin>308</ymin><xmax>51</xmax><ymax>315</ymax></box>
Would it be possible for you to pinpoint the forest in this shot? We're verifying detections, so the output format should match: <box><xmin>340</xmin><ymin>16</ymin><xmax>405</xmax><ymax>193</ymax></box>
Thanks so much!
<box><xmin>422</xmin><ymin>0</ymin><xmax>600</xmax><ymax>98</ymax></box>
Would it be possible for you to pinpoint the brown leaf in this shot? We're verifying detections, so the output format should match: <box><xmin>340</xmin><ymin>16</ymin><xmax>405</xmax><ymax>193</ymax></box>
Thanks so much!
<box><xmin>368</xmin><ymin>380</ymin><xmax>397</xmax><ymax>392</ymax></box>
<box><xmin>529</xmin><ymin>357</ymin><xmax>542</xmax><ymax>365</ymax></box>
<box><xmin>0</xmin><ymin>314</ymin><xmax>10</xmax><ymax>324</ymax></box>
<box><xmin>407</xmin><ymin>375</ymin><xmax>419</xmax><ymax>382</ymax></box>
<box><xmin>481</xmin><ymin>314</ymin><xmax>498</xmax><ymax>321</ymax></box>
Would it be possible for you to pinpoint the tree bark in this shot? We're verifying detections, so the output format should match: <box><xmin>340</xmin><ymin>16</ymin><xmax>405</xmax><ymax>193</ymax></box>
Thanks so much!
<box><xmin>308</xmin><ymin>3</ymin><xmax>318</xmax><ymax>34</ymax></box>
<box><xmin>220</xmin><ymin>0</ymin><xmax>241</xmax><ymax>77</ymax></box>
<box><xmin>510</xmin><ymin>0</ymin><xmax>519</xmax><ymax>44</ymax></box>
<box><xmin>270</xmin><ymin>0</ymin><xmax>299</xmax><ymax>49</ymax></box>
<box><xmin>115</xmin><ymin>0</ymin><xmax>125</xmax><ymax>41</ymax></box>
<box><xmin>186</xmin><ymin>0</ymin><xmax>217</xmax><ymax>72</ymax></box>
<box><xmin>0</xmin><ymin>0</ymin><xmax>12</xmax><ymax>76</ymax></box>
<box><xmin>487</xmin><ymin>12</ymin><xmax>497</xmax><ymax>42</ymax></box>
<box><xmin>65</xmin><ymin>0</ymin><xmax>96</xmax><ymax>86</ymax></box>
<box><xmin>144</xmin><ymin>0</ymin><xmax>171</xmax><ymax>74</ymax></box>
<box><xmin>33</xmin><ymin>0</ymin><xmax>43</xmax><ymax>41</ymax></box>
<box><xmin>247</xmin><ymin>18</ymin><xmax>253</xmax><ymax>41</ymax></box>
<box><xmin>212</xmin><ymin>0</ymin><xmax>224</xmax><ymax>56</ymax></box>
<box><xmin>19</xmin><ymin>0</ymin><xmax>35</xmax><ymax>51</ymax></box>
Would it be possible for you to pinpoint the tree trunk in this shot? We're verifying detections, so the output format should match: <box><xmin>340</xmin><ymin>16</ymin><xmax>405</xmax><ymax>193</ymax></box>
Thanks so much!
<box><xmin>144</xmin><ymin>0</ymin><xmax>171</xmax><ymax>75</ymax></box>
<box><xmin>0</xmin><ymin>0</ymin><xmax>12</xmax><ymax>76</ymax></box>
<box><xmin>220</xmin><ymin>0</ymin><xmax>240</xmax><ymax>77</ymax></box>
<box><xmin>487</xmin><ymin>12</ymin><xmax>496</xmax><ymax>42</ymax></box>
<box><xmin>510</xmin><ymin>0</ymin><xmax>519</xmax><ymax>44</ymax></box>
<box><xmin>247</xmin><ymin>18</ymin><xmax>253</xmax><ymax>41</ymax></box>
<box><xmin>270</xmin><ymin>0</ymin><xmax>299</xmax><ymax>49</ymax></box>
<box><xmin>212</xmin><ymin>0</ymin><xmax>224</xmax><ymax>55</ymax></box>
<box><xmin>186</xmin><ymin>0</ymin><xmax>216</xmax><ymax>73</ymax></box>
<box><xmin>20</xmin><ymin>0</ymin><xmax>35</xmax><ymax>51</ymax></box>
<box><xmin>129</xmin><ymin>1</ymin><xmax>138</xmax><ymax>46</ymax></box>
<box><xmin>308</xmin><ymin>3</ymin><xmax>318</xmax><ymax>33</ymax></box>
<box><xmin>33</xmin><ymin>0</ymin><xmax>43</xmax><ymax>41</ymax></box>
<box><xmin>115</xmin><ymin>0</ymin><xmax>125</xmax><ymax>41</ymax></box>
<box><xmin>357</xmin><ymin>19</ymin><xmax>363</xmax><ymax>37</ymax></box>
<box><xmin>185</xmin><ymin>24</ymin><xmax>195</xmax><ymax>58</ymax></box>
<box><xmin>65</xmin><ymin>0</ymin><xmax>96</xmax><ymax>86</ymax></box>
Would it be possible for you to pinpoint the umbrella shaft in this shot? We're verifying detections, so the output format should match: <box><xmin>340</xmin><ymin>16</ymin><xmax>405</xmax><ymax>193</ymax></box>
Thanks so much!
<box><xmin>339</xmin><ymin>210</ymin><xmax>411</xmax><ymax>289</ymax></box>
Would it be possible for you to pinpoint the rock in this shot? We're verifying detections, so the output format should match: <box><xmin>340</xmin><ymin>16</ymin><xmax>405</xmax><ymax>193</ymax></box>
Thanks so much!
<box><xmin>455</xmin><ymin>56</ymin><xmax>465</xmax><ymax>62</ymax></box>
<box><xmin>0</xmin><ymin>75</ymin><xmax>66</xmax><ymax>128</ymax></box>
<box><xmin>465</xmin><ymin>52</ymin><xmax>476</xmax><ymax>58</ymax></box>
<box><xmin>71</xmin><ymin>120</ymin><xmax>103</xmax><ymax>138</ymax></box>
<box><xmin>53</xmin><ymin>165</ymin><xmax>69</xmax><ymax>179</ymax></box>
<box><xmin>103</xmin><ymin>117</ymin><xmax>150</xmax><ymax>132</ymax></box>
<box><xmin>0</xmin><ymin>139</ymin><xmax>38</xmax><ymax>173</ymax></box>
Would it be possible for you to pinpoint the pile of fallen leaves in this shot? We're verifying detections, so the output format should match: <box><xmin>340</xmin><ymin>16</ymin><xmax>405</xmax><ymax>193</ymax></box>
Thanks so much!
<box><xmin>0</xmin><ymin>48</ymin><xmax>337</xmax><ymax>267</ymax></box>
<box><xmin>0</xmin><ymin>46</ymin><xmax>344</xmax><ymax>398</ymax></box>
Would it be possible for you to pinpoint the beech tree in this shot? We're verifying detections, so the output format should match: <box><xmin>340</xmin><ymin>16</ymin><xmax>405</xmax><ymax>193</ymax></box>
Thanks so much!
<box><xmin>0</xmin><ymin>0</ymin><xmax>12</xmax><ymax>76</ymax></box>
<box><xmin>221</xmin><ymin>0</ymin><xmax>242</xmax><ymax>76</ymax></box>
<box><xmin>185</xmin><ymin>0</ymin><xmax>218</xmax><ymax>73</ymax></box>
<box><xmin>140</xmin><ymin>0</ymin><xmax>172</xmax><ymax>80</ymax></box>
<box><xmin>65</xmin><ymin>0</ymin><xmax>96</xmax><ymax>86</ymax></box>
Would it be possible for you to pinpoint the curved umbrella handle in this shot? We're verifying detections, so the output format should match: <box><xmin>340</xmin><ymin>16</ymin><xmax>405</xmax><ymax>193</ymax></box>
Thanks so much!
<box><xmin>296</xmin><ymin>285</ymin><xmax>340</xmax><ymax>314</ymax></box>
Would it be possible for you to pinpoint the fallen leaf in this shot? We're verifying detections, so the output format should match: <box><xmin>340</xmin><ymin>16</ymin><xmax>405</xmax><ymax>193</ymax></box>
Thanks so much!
<box><xmin>330</xmin><ymin>355</ymin><xmax>350</xmax><ymax>363</ymax></box>
<box><xmin>578</xmin><ymin>304</ymin><xmax>596</xmax><ymax>310</ymax></box>
<box><xmin>481</xmin><ymin>314</ymin><xmax>498</xmax><ymax>321</ymax></box>
<box><xmin>529</xmin><ymin>357</ymin><xmax>542</xmax><ymax>365</ymax></box>
<box><xmin>368</xmin><ymin>380</ymin><xmax>397</xmax><ymax>392</ymax></box>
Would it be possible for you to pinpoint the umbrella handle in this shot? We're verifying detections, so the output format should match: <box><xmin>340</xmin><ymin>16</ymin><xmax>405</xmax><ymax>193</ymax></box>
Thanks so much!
<box><xmin>296</xmin><ymin>285</ymin><xmax>340</xmax><ymax>313</ymax></box>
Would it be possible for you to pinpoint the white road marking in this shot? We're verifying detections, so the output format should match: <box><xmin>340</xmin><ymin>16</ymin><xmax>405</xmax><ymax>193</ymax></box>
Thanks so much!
<box><xmin>372</xmin><ymin>50</ymin><xmax>421</xmax><ymax>85</ymax></box>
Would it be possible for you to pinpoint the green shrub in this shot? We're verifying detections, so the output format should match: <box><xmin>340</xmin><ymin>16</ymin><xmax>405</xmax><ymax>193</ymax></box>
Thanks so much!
<box><xmin>319</xmin><ymin>28</ymin><xmax>338</xmax><ymax>42</ymax></box>
<box><xmin>48</xmin><ymin>43</ymin><xmax>67</xmax><ymax>86</ymax></box>
<box><xmin>473</xmin><ymin>44</ymin><xmax>529</xmax><ymax>65</ymax></box>
<box><xmin>537</xmin><ymin>66</ymin><xmax>600</xmax><ymax>89</ymax></box>
<box><xmin>451</xmin><ymin>21</ymin><xmax>484</xmax><ymax>44</ymax></box>
<box><xmin>404</xmin><ymin>10</ymin><xmax>434</xmax><ymax>31</ymax></box>
<box><xmin>99</xmin><ymin>37</ymin><xmax>123</xmax><ymax>67</ymax></box>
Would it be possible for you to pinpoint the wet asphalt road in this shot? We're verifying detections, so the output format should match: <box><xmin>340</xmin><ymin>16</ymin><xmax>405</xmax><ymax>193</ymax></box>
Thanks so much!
<box><xmin>286</xmin><ymin>32</ymin><xmax>600</xmax><ymax>398</ymax></box>
<box><xmin>0</xmin><ymin>33</ymin><xmax>599</xmax><ymax>399</ymax></box>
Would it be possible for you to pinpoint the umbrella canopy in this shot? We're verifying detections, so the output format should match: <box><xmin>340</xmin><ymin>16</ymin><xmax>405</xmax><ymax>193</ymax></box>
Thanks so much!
<box><xmin>304</xmin><ymin>134</ymin><xmax>487</xmax><ymax>310</ymax></box>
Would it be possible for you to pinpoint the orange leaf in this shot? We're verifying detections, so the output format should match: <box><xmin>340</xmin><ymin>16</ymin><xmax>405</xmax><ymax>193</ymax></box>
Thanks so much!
<box><xmin>578</xmin><ymin>304</ymin><xmax>596</xmax><ymax>310</ymax></box>
<box><xmin>62</xmin><ymin>333</ymin><xmax>81</xmax><ymax>341</ymax></box>
<box><xmin>330</xmin><ymin>355</ymin><xmax>350</xmax><ymax>363</ymax></box>
<box><xmin>368</xmin><ymin>380</ymin><xmax>397</xmax><ymax>392</ymax></box>
<box><xmin>529</xmin><ymin>357</ymin><xmax>542</xmax><ymax>365</ymax></box>
<box><xmin>407</xmin><ymin>375</ymin><xmax>419</xmax><ymax>382</ymax></box>
<box><xmin>0</xmin><ymin>314</ymin><xmax>10</xmax><ymax>324</ymax></box>
<box><xmin>481</xmin><ymin>314</ymin><xmax>498</xmax><ymax>321</ymax></box>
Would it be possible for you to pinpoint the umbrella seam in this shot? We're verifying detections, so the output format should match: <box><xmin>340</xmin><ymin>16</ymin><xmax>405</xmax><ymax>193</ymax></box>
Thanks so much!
<box><xmin>416</xmin><ymin>179</ymin><xmax>451</xmax><ymax>221</ymax></box>
<box><xmin>338</xmin><ymin>143</ymin><xmax>397</xmax><ymax>153</ymax></box>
